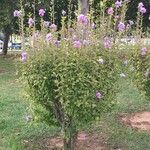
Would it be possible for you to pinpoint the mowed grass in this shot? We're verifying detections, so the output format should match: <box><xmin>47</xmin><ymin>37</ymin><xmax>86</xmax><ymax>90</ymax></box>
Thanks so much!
<box><xmin>0</xmin><ymin>56</ymin><xmax>150</xmax><ymax>150</ymax></box>
<box><xmin>98</xmin><ymin>80</ymin><xmax>150</xmax><ymax>150</ymax></box>
<box><xmin>0</xmin><ymin>56</ymin><xmax>58</xmax><ymax>150</ymax></box>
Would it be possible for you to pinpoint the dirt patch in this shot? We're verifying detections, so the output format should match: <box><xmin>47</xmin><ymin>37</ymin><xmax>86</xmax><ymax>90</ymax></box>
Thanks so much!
<box><xmin>120</xmin><ymin>111</ymin><xmax>150</xmax><ymax>131</ymax></box>
<box><xmin>76</xmin><ymin>132</ymin><xmax>107</xmax><ymax>150</ymax></box>
<box><xmin>0</xmin><ymin>69</ymin><xmax>6</xmax><ymax>74</ymax></box>
<box><xmin>24</xmin><ymin>132</ymin><xmax>108</xmax><ymax>150</ymax></box>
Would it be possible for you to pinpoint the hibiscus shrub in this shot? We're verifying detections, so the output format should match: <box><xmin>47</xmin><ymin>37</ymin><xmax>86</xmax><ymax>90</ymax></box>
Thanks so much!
<box><xmin>131</xmin><ymin>46</ymin><xmax>150</xmax><ymax>99</ymax></box>
<box><xmin>20</xmin><ymin>32</ymin><xmax>120</xmax><ymax>148</ymax></box>
<box><xmin>17</xmin><ymin>2</ymin><xmax>131</xmax><ymax>149</ymax></box>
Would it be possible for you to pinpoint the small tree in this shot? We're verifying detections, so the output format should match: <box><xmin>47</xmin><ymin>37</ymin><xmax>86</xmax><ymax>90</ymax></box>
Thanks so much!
<box><xmin>21</xmin><ymin>43</ymin><xmax>119</xmax><ymax>149</ymax></box>
<box><xmin>19</xmin><ymin>12</ymin><xmax>121</xmax><ymax>149</ymax></box>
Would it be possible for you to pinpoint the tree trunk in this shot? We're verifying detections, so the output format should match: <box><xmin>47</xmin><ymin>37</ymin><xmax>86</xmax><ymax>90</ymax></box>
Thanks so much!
<box><xmin>63</xmin><ymin>133</ymin><xmax>77</xmax><ymax>150</ymax></box>
<box><xmin>79</xmin><ymin>0</ymin><xmax>89</xmax><ymax>15</ymax></box>
<box><xmin>64</xmin><ymin>138</ymin><xmax>72</xmax><ymax>150</ymax></box>
<box><xmin>2</xmin><ymin>25</ymin><xmax>11</xmax><ymax>55</ymax></box>
<box><xmin>63</xmin><ymin>120</ymin><xmax>77</xmax><ymax>150</ymax></box>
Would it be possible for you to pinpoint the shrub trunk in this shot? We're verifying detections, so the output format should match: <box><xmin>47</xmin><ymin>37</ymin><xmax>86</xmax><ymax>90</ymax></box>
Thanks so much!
<box><xmin>63</xmin><ymin>120</ymin><xmax>77</xmax><ymax>150</ymax></box>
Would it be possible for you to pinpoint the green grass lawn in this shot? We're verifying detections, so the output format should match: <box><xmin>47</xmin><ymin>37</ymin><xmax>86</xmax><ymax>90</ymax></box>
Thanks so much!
<box><xmin>0</xmin><ymin>56</ymin><xmax>58</xmax><ymax>150</ymax></box>
<box><xmin>0</xmin><ymin>56</ymin><xmax>150</xmax><ymax>150</ymax></box>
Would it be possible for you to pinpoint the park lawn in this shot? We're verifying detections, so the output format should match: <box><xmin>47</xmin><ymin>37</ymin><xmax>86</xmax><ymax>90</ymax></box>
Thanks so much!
<box><xmin>0</xmin><ymin>55</ymin><xmax>150</xmax><ymax>150</ymax></box>
<box><xmin>0</xmin><ymin>56</ymin><xmax>58</xmax><ymax>150</ymax></box>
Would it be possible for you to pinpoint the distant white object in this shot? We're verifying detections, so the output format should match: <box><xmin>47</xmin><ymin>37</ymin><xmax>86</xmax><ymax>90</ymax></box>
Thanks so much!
<box><xmin>124</xmin><ymin>60</ymin><xmax>128</xmax><ymax>65</ymax></box>
<box><xmin>120</xmin><ymin>73</ymin><xmax>126</xmax><ymax>78</ymax></box>
<box><xmin>98</xmin><ymin>58</ymin><xmax>104</xmax><ymax>64</ymax></box>
<box><xmin>25</xmin><ymin>114</ymin><xmax>32</xmax><ymax>122</ymax></box>
<box><xmin>0</xmin><ymin>40</ymin><xmax>3</xmax><ymax>49</ymax></box>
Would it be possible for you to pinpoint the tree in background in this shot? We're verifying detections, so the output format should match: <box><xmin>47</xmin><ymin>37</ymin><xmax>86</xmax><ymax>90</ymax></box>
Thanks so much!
<box><xmin>0</xmin><ymin>0</ymin><xmax>18</xmax><ymax>55</ymax></box>
<box><xmin>80</xmin><ymin>0</ymin><xmax>89</xmax><ymax>15</ymax></box>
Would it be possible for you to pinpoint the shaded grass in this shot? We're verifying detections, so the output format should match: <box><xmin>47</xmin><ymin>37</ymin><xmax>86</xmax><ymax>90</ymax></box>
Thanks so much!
<box><xmin>1</xmin><ymin>56</ymin><xmax>150</xmax><ymax>150</ymax></box>
<box><xmin>0</xmin><ymin>57</ymin><xmax>58</xmax><ymax>150</ymax></box>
